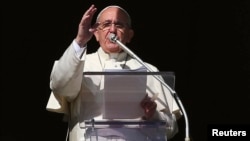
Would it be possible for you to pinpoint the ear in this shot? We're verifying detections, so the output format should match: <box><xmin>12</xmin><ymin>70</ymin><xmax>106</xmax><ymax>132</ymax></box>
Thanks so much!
<box><xmin>94</xmin><ymin>31</ymin><xmax>99</xmax><ymax>41</ymax></box>
<box><xmin>127</xmin><ymin>29</ymin><xmax>134</xmax><ymax>43</ymax></box>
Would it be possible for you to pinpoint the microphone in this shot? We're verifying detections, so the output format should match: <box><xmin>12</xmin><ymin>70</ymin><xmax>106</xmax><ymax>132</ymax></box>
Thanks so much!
<box><xmin>109</xmin><ymin>33</ymin><xmax>117</xmax><ymax>43</ymax></box>
<box><xmin>109</xmin><ymin>33</ymin><xmax>191</xmax><ymax>141</ymax></box>
<box><xmin>108</xmin><ymin>33</ymin><xmax>149</xmax><ymax>66</ymax></box>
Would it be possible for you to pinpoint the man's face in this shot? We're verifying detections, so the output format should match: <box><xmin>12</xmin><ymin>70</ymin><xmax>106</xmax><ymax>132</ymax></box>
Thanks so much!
<box><xmin>94</xmin><ymin>7</ymin><xmax>134</xmax><ymax>53</ymax></box>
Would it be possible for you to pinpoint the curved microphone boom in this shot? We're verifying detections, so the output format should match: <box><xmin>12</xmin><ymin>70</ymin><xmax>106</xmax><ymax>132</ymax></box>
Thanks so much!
<box><xmin>109</xmin><ymin>33</ymin><xmax>191</xmax><ymax>141</ymax></box>
<box><xmin>109</xmin><ymin>33</ymin><xmax>142</xmax><ymax>61</ymax></box>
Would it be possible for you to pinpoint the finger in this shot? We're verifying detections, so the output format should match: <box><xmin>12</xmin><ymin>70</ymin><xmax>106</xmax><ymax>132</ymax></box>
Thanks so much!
<box><xmin>151</xmin><ymin>93</ymin><xmax>159</xmax><ymax>101</ymax></box>
<box><xmin>146</xmin><ymin>102</ymin><xmax>157</xmax><ymax>111</ymax></box>
<box><xmin>140</xmin><ymin>98</ymin><xmax>151</xmax><ymax>108</ymax></box>
<box><xmin>140</xmin><ymin>94</ymin><xmax>149</xmax><ymax>107</ymax></box>
<box><xmin>80</xmin><ymin>5</ymin><xmax>97</xmax><ymax>25</ymax></box>
<box><xmin>86</xmin><ymin>5</ymin><xmax>97</xmax><ymax>22</ymax></box>
<box><xmin>149</xmin><ymin>102</ymin><xmax>157</xmax><ymax>110</ymax></box>
<box><xmin>85</xmin><ymin>4</ymin><xmax>96</xmax><ymax>17</ymax></box>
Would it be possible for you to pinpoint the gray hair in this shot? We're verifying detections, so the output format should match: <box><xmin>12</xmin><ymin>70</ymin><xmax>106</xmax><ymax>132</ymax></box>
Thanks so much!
<box><xmin>96</xmin><ymin>5</ymin><xmax>132</xmax><ymax>27</ymax></box>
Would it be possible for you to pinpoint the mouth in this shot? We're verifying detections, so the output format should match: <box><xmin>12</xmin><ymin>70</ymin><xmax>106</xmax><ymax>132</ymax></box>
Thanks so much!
<box><xmin>108</xmin><ymin>33</ymin><xmax>118</xmax><ymax>43</ymax></box>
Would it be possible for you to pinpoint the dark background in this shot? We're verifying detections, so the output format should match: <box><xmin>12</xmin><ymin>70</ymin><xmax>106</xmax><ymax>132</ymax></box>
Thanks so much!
<box><xmin>2</xmin><ymin>0</ymin><xmax>250</xmax><ymax>141</ymax></box>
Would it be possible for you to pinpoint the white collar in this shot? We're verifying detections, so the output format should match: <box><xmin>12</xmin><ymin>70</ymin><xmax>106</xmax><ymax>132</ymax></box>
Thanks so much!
<box><xmin>97</xmin><ymin>47</ymin><xmax>128</xmax><ymax>61</ymax></box>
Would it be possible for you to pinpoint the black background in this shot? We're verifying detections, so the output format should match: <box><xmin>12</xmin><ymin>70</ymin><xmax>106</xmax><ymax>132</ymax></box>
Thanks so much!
<box><xmin>2</xmin><ymin>0</ymin><xmax>250</xmax><ymax>141</ymax></box>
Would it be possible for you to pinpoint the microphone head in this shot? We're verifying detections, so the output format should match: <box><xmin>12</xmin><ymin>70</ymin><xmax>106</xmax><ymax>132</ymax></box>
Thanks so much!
<box><xmin>108</xmin><ymin>33</ymin><xmax>117</xmax><ymax>43</ymax></box>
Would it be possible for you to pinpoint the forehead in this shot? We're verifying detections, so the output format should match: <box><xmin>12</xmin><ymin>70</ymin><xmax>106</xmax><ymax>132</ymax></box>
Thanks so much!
<box><xmin>98</xmin><ymin>7</ymin><xmax>129</xmax><ymax>22</ymax></box>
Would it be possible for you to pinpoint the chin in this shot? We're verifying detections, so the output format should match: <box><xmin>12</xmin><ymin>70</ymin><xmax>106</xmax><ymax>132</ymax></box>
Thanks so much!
<box><xmin>106</xmin><ymin>46</ymin><xmax>121</xmax><ymax>53</ymax></box>
<box><xmin>109</xmin><ymin>48</ymin><xmax>121</xmax><ymax>53</ymax></box>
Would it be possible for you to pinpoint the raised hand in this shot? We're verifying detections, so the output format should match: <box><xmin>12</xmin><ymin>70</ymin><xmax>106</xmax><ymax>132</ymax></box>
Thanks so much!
<box><xmin>75</xmin><ymin>4</ymin><xmax>98</xmax><ymax>47</ymax></box>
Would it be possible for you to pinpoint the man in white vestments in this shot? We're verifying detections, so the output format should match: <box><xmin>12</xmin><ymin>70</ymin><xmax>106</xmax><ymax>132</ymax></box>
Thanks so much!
<box><xmin>46</xmin><ymin>4</ymin><xmax>182</xmax><ymax>141</ymax></box>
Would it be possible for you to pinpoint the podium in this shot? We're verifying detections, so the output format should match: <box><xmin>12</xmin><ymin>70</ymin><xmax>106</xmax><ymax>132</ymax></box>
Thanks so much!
<box><xmin>81</xmin><ymin>70</ymin><xmax>176</xmax><ymax>141</ymax></box>
<box><xmin>84</xmin><ymin>119</ymin><xmax>169</xmax><ymax>141</ymax></box>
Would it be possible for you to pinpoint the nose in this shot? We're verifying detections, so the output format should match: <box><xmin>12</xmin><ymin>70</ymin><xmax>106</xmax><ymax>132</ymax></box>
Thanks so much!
<box><xmin>109</xmin><ymin>23</ymin><xmax>118</xmax><ymax>32</ymax></box>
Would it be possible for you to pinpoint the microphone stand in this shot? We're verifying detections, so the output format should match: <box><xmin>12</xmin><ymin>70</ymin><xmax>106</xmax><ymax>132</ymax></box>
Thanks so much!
<box><xmin>110</xmin><ymin>34</ymin><xmax>191</xmax><ymax>141</ymax></box>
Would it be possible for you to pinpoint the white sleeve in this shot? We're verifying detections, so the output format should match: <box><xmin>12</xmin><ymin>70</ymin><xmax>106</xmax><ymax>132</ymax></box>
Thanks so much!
<box><xmin>73</xmin><ymin>40</ymin><xmax>86</xmax><ymax>58</ymax></box>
